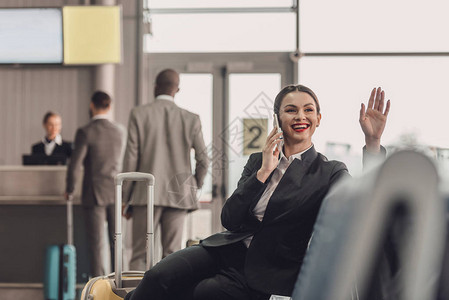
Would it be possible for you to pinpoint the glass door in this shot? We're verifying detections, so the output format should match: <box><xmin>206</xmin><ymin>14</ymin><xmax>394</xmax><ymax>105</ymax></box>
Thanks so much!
<box><xmin>145</xmin><ymin>52</ymin><xmax>293</xmax><ymax>242</ymax></box>
<box><xmin>225</xmin><ymin>73</ymin><xmax>282</xmax><ymax>196</ymax></box>
<box><xmin>175</xmin><ymin>73</ymin><xmax>214</xmax><ymax>240</ymax></box>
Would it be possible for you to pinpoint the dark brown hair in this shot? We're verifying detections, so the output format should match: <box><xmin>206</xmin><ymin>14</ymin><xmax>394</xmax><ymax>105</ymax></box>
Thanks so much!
<box><xmin>274</xmin><ymin>84</ymin><xmax>320</xmax><ymax>116</ymax></box>
<box><xmin>42</xmin><ymin>111</ymin><xmax>60</xmax><ymax>124</ymax></box>
<box><xmin>91</xmin><ymin>91</ymin><xmax>111</xmax><ymax>109</ymax></box>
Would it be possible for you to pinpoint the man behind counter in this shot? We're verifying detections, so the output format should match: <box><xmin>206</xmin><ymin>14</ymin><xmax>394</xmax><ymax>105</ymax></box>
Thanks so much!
<box><xmin>30</xmin><ymin>111</ymin><xmax>72</xmax><ymax>164</ymax></box>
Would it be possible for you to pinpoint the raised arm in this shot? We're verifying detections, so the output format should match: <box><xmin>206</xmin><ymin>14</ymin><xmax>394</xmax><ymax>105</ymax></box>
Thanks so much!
<box><xmin>359</xmin><ymin>87</ymin><xmax>391</xmax><ymax>153</ymax></box>
<box><xmin>221</xmin><ymin>127</ymin><xmax>282</xmax><ymax>231</ymax></box>
<box><xmin>256</xmin><ymin>127</ymin><xmax>283</xmax><ymax>182</ymax></box>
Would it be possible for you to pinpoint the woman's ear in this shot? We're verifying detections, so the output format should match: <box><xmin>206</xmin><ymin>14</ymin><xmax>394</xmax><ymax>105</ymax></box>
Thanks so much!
<box><xmin>316</xmin><ymin>113</ymin><xmax>322</xmax><ymax>127</ymax></box>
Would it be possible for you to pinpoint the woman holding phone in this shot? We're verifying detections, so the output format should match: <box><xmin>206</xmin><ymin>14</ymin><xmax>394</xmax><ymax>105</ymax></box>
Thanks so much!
<box><xmin>126</xmin><ymin>85</ymin><xmax>390</xmax><ymax>300</ymax></box>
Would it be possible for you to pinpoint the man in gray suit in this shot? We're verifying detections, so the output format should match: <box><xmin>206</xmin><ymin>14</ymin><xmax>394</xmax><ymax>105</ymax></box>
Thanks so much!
<box><xmin>123</xmin><ymin>69</ymin><xmax>209</xmax><ymax>270</ymax></box>
<box><xmin>65</xmin><ymin>91</ymin><xmax>126</xmax><ymax>277</ymax></box>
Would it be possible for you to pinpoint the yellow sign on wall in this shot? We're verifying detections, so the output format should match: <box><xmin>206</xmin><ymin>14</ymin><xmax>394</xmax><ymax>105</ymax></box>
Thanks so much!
<box><xmin>243</xmin><ymin>118</ymin><xmax>268</xmax><ymax>156</ymax></box>
<box><xmin>63</xmin><ymin>6</ymin><xmax>121</xmax><ymax>64</ymax></box>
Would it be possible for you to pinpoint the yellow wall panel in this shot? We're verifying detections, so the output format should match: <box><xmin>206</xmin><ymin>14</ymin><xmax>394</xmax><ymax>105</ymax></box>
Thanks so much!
<box><xmin>63</xmin><ymin>6</ymin><xmax>121</xmax><ymax>64</ymax></box>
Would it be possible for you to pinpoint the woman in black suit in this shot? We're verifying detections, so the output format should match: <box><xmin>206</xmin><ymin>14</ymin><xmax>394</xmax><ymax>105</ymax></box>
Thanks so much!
<box><xmin>125</xmin><ymin>85</ymin><xmax>391</xmax><ymax>300</ymax></box>
<box><xmin>31</xmin><ymin>111</ymin><xmax>72</xmax><ymax>160</ymax></box>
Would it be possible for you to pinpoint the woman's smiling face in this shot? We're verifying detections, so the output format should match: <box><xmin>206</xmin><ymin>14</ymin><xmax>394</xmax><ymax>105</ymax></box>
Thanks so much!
<box><xmin>43</xmin><ymin>115</ymin><xmax>62</xmax><ymax>140</ymax></box>
<box><xmin>279</xmin><ymin>91</ymin><xmax>321</xmax><ymax>147</ymax></box>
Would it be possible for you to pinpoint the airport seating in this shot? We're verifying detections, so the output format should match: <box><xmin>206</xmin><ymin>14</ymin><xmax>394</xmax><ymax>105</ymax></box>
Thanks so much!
<box><xmin>291</xmin><ymin>151</ymin><xmax>446</xmax><ymax>300</ymax></box>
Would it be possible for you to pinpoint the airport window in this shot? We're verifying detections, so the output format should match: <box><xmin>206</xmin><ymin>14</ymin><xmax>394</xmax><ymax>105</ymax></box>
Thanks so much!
<box><xmin>142</xmin><ymin>0</ymin><xmax>449</xmax><ymax>174</ymax></box>
<box><xmin>227</xmin><ymin>73</ymin><xmax>281</xmax><ymax>195</ymax></box>
<box><xmin>147</xmin><ymin>0</ymin><xmax>293</xmax><ymax>9</ymax></box>
<box><xmin>300</xmin><ymin>56</ymin><xmax>449</xmax><ymax>174</ymax></box>
<box><xmin>143</xmin><ymin>13</ymin><xmax>296</xmax><ymax>53</ymax></box>
<box><xmin>176</xmin><ymin>73</ymin><xmax>213</xmax><ymax>202</ymax></box>
<box><xmin>300</xmin><ymin>0</ymin><xmax>449</xmax><ymax>52</ymax></box>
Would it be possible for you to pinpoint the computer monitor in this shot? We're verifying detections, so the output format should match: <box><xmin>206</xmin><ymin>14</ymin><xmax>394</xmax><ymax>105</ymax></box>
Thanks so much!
<box><xmin>22</xmin><ymin>153</ymin><xmax>68</xmax><ymax>165</ymax></box>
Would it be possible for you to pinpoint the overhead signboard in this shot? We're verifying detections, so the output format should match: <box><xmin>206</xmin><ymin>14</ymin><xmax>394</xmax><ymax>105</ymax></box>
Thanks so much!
<box><xmin>63</xmin><ymin>6</ymin><xmax>122</xmax><ymax>64</ymax></box>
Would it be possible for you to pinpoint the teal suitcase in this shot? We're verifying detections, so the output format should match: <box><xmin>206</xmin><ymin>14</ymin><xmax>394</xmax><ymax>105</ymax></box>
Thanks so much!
<box><xmin>44</xmin><ymin>198</ymin><xmax>77</xmax><ymax>300</ymax></box>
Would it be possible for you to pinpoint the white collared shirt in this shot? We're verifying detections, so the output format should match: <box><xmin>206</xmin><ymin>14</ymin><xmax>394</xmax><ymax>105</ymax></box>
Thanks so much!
<box><xmin>42</xmin><ymin>134</ymin><xmax>62</xmax><ymax>156</ymax></box>
<box><xmin>244</xmin><ymin>144</ymin><xmax>313</xmax><ymax>247</ymax></box>
<box><xmin>91</xmin><ymin>113</ymin><xmax>110</xmax><ymax>121</ymax></box>
<box><xmin>156</xmin><ymin>94</ymin><xmax>174</xmax><ymax>101</ymax></box>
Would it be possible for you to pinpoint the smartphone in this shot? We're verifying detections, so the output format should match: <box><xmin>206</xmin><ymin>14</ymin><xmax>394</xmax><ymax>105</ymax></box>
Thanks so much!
<box><xmin>274</xmin><ymin>114</ymin><xmax>282</xmax><ymax>134</ymax></box>
<box><xmin>273</xmin><ymin>114</ymin><xmax>283</xmax><ymax>152</ymax></box>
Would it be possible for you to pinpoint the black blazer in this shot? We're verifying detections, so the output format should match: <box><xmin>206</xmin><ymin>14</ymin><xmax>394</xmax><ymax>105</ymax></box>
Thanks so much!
<box><xmin>32</xmin><ymin>140</ymin><xmax>73</xmax><ymax>158</ymax></box>
<box><xmin>201</xmin><ymin>146</ymin><xmax>349</xmax><ymax>296</ymax></box>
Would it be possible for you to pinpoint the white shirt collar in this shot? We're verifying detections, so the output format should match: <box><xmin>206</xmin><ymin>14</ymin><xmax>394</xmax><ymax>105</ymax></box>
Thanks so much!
<box><xmin>43</xmin><ymin>134</ymin><xmax>62</xmax><ymax>146</ymax></box>
<box><xmin>91</xmin><ymin>113</ymin><xmax>110</xmax><ymax>121</ymax></box>
<box><xmin>156</xmin><ymin>94</ymin><xmax>174</xmax><ymax>101</ymax></box>
<box><xmin>280</xmin><ymin>144</ymin><xmax>313</xmax><ymax>162</ymax></box>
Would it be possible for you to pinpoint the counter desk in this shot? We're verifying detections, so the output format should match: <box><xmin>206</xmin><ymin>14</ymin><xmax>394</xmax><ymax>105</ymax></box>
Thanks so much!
<box><xmin>0</xmin><ymin>166</ymin><xmax>90</xmax><ymax>284</ymax></box>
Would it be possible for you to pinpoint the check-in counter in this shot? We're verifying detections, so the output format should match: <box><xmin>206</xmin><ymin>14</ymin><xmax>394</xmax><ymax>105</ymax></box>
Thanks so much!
<box><xmin>0</xmin><ymin>165</ymin><xmax>81</xmax><ymax>202</ymax></box>
<box><xmin>0</xmin><ymin>166</ymin><xmax>89</xmax><ymax>284</ymax></box>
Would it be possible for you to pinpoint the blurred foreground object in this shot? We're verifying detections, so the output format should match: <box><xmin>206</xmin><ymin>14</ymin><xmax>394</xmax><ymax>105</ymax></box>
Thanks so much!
<box><xmin>292</xmin><ymin>150</ymin><xmax>446</xmax><ymax>300</ymax></box>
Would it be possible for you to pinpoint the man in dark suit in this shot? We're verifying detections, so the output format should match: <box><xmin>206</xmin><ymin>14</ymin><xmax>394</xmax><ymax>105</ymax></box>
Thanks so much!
<box><xmin>65</xmin><ymin>91</ymin><xmax>126</xmax><ymax>277</ymax></box>
<box><xmin>31</xmin><ymin>111</ymin><xmax>72</xmax><ymax>163</ymax></box>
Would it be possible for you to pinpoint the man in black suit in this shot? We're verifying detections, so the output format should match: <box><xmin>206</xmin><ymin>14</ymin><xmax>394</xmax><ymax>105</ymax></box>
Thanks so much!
<box><xmin>32</xmin><ymin>111</ymin><xmax>72</xmax><ymax>162</ymax></box>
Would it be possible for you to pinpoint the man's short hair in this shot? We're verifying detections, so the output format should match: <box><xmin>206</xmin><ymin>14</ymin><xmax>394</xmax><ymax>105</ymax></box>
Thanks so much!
<box><xmin>155</xmin><ymin>69</ymin><xmax>179</xmax><ymax>90</ymax></box>
<box><xmin>42</xmin><ymin>111</ymin><xmax>60</xmax><ymax>124</ymax></box>
<box><xmin>91</xmin><ymin>91</ymin><xmax>111</xmax><ymax>109</ymax></box>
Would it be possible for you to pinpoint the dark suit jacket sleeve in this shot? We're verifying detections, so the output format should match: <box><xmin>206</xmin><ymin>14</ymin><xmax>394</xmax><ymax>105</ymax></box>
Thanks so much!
<box><xmin>330</xmin><ymin>162</ymin><xmax>351</xmax><ymax>186</ymax></box>
<box><xmin>192</xmin><ymin>116</ymin><xmax>209</xmax><ymax>188</ymax></box>
<box><xmin>122</xmin><ymin>110</ymin><xmax>139</xmax><ymax>203</ymax></box>
<box><xmin>66</xmin><ymin>129</ymin><xmax>88</xmax><ymax>194</ymax></box>
<box><xmin>122</xmin><ymin>110</ymin><xmax>139</xmax><ymax>173</ymax></box>
<box><xmin>329</xmin><ymin>145</ymin><xmax>384</xmax><ymax>188</ymax></box>
<box><xmin>362</xmin><ymin>145</ymin><xmax>387</xmax><ymax>171</ymax></box>
<box><xmin>221</xmin><ymin>153</ymin><xmax>267</xmax><ymax>231</ymax></box>
<box><xmin>63</xmin><ymin>141</ymin><xmax>73</xmax><ymax>157</ymax></box>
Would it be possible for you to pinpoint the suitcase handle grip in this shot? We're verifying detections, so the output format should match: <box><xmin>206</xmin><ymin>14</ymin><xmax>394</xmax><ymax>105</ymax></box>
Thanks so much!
<box><xmin>115</xmin><ymin>172</ymin><xmax>155</xmax><ymax>185</ymax></box>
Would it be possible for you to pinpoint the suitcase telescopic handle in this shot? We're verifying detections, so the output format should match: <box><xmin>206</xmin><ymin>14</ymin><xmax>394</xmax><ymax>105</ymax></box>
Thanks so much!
<box><xmin>115</xmin><ymin>172</ymin><xmax>155</xmax><ymax>185</ymax></box>
<box><xmin>67</xmin><ymin>195</ymin><xmax>74</xmax><ymax>246</ymax></box>
<box><xmin>114</xmin><ymin>172</ymin><xmax>155</xmax><ymax>289</ymax></box>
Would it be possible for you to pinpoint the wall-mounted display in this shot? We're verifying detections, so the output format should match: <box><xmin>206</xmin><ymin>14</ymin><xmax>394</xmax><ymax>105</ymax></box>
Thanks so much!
<box><xmin>0</xmin><ymin>8</ymin><xmax>63</xmax><ymax>64</ymax></box>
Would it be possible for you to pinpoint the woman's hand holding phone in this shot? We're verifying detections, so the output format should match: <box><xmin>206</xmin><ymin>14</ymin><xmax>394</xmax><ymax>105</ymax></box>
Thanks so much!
<box><xmin>273</xmin><ymin>114</ymin><xmax>283</xmax><ymax>152</ymax></box>
<box><xmin>256</xmin><ymin>114</ymin><xmax>283</xmax><ymax>183</ymax></box>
